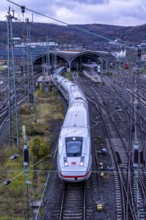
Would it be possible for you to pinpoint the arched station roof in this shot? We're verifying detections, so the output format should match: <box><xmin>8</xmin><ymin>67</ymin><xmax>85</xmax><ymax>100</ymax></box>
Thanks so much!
<box><xmin>34</xmin><ymin>49</ymin><xmax>114</xmax><ymax>66</ymax></box>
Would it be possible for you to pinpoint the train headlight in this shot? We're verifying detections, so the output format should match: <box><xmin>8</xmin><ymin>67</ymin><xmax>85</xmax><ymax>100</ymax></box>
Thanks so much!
<box><xmin>64</xmin><ymin>157</ymin><xmax>68</xmax><ymax>166</ymax></box>
<box><xmin>80</xmin><ymin>156</ymin><xmax>84</xmax><ymax>166</ymax></box>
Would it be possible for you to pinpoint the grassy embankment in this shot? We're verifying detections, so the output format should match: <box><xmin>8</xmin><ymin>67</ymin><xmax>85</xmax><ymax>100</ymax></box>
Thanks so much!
<box><xmin>0</xmin><ymin>87</ymin><xmax>64</xmax><ymax>219</ymax></box>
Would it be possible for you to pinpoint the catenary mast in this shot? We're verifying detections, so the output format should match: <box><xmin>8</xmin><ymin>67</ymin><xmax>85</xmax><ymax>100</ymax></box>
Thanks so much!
<box><xmin>7</xmin><ymin>7</ymin><xmax>19</xmax><ymax>147</ymax></box>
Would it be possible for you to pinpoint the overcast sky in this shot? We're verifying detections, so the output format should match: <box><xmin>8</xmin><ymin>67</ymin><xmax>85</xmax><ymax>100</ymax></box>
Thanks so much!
<box><xmin>1</xmin><ymin>0</ymin><xmax>146</xmax><ymax>27</ymax></box>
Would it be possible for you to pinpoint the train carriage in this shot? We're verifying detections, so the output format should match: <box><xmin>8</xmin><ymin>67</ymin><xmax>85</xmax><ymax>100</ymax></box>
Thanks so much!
<box><xmin>52</xmin><ymin>74</ymin><xmax>92</xmax><ymax>182</ymax></box>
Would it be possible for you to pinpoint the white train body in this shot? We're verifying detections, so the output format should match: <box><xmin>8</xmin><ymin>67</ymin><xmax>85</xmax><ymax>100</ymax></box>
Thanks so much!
<box><xmin>52</xmin><ymin>74</ymin><xmax>92</xmax><ymax>182</ymax></box>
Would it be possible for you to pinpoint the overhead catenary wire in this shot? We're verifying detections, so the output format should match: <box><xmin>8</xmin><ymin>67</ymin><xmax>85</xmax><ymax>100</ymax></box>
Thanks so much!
<box><xmin>6</xmin><ymin>0</ymin><xmax>131</xmax><ymax>49</ymax></box>
<box><xmin>7</xmin><ymin>0</ymin><xmax>68</xmax><ymax>25</ymax></box>
<box><xmin>4</xmin><ymin>0</ymin><xmax>143</xmax><ymax>203</ymax></box>
<box><xmin>3</xmin><ymin>0</ymin><xmax>142</xmax><ymax>216</ymax></box>
<box><xmin>1</xmin><ymin>98</ymin><xmax>129</xmax><ymax>186</ymax></box>
<box><xmin>1</xmin><ymin>99</ymin><xmax>143</xmax><ymax>215</ymax></box>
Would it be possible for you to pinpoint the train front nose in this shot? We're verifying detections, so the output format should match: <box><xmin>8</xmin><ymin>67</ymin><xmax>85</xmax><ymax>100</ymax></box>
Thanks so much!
<box><xmin>58</xmin><ymin>154</ymin><xmax>92</xmax><ymax>182</ymax></box>
<box><xmin>58</xmin><ymin>167</ymin><xmax>90</xmax><ymax>182</ymax></box>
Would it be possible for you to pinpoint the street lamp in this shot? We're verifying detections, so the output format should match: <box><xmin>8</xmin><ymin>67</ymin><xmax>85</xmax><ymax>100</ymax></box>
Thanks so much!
<box><xmin>2</xmin><ymin>153</ymin><xmax>19</xmax><ymax>186</ymax></box>
<box><xmin>2</xmin><ymin>125</ymin><xmax>30</xmax><ymax>220</ymax></box>
<box><xmin>3</xmin><ymin>179</ymin><xmax>12</xmax><ymax>186</ymax></box>
<box><xmin>9</xmin><ymin>154</ymin><xmax>19</xmax><ymax>160</ymax></box>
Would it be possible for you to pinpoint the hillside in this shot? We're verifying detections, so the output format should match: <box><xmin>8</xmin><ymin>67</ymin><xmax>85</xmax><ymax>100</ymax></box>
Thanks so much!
<box><xmin>0</xmin><ymin>21</ymin><xmax>146</xmax><ymax>47</ymax></box>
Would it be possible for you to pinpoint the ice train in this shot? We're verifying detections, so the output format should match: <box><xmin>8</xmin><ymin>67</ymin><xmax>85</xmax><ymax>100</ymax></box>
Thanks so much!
<box><xmin>52</xmin><ymin>73</ymin><xmax>92</xmax><ymax>182</ymax></box>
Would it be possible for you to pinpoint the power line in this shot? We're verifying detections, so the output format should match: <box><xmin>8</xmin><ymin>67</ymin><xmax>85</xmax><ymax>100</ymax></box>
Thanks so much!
<box><xmin>1</xmin><ymin>98</ymin><xmax>129</xmax><ymax>185</ymax></box>
<box><xmin>7</xmin><ymin>0</ymin><xmax>131</xmax><ymax>49</ymax></box>
<box><xmin>7</xmin><ymin>0</ymin><xmax>68</xmax><ymax>25</ymax></box>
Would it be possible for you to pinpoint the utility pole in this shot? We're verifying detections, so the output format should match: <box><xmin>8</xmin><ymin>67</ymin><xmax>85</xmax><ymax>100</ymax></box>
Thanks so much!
<box><xmin>22</xmin><ymin>125</ymin><xmax>29</xmax><ymax>220</ymax></box>
<box><xmin>26</xmin><ymin>17</ymin><xmax>35</xmax><ymax>105</ymax></box>
<box><xmin>42</xmin><ymin>37</ymin><xmax>51</xmax><ymax>93</ymax></box>
<box><xmin>7</xmin><ymin>7</ymin><xmax>19</xmax><ymax>147</ymax></box>
<box><xmin>53</xmin><ymin>42</ymin><xmax>57</xmax><ymax>74</ymax></box>
<box><xmin>46</xmin><ymin>36</ymin><xmax>50</xmax><ymax>76</ymax></box>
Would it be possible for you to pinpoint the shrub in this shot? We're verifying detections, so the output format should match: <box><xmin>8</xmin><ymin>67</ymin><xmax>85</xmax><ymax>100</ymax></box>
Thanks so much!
<box><xmin>19</xmin><ymin>104</ymin><xmax>32</xmax><ymax>115</ymax></box>
<box><xmin>26</xmin><ymin>123</ymin><xmax>45</xmax><ymax>136</ymax></box>
<box><xmin>29</xmin><ymin>137</ymin><xmax>50</xmax><ymax>160</ymax></box>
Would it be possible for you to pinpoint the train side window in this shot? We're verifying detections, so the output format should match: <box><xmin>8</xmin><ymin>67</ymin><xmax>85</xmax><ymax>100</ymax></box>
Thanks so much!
<box><xmin>66</xmin><ymin>137</ymin><xmax>82</xmax><ymax>157</ymax></box>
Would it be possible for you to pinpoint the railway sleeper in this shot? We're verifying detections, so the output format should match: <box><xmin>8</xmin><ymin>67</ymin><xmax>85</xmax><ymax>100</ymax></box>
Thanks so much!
<box><xmin>63</xmin><ymin>214</ymin><xmax>83</xmax><ymax>219</ymax></box>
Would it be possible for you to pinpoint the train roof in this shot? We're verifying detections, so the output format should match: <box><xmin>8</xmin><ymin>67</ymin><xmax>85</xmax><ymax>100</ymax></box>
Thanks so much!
<box><xmin>63</xmin><ymin>103</ymin><xmax>88</xmax><ymax>128</ymax></box>
<box><xmin>69</xmin><ymin>87</ymin><xmax>86</xmax><ymax>102</ymax></box>
<box><xmin>60</xmin><ymin>126</ymin><xmax>88</xmax><ymax>138</ymax></box>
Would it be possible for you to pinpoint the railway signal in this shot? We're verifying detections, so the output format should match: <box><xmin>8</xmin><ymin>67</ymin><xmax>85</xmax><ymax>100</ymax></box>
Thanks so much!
<box><xmin>21</xmin><ymin>6</ymin><xmax>25</xmax><ymax>15</ymax></box>
<box><xmin>137</xmin><ymin>48</ymin><xmax>142</xmax><ymax>61</ymax></box>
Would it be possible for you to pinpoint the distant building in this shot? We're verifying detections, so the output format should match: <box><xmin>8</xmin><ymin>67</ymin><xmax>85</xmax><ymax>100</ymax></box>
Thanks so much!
<box><xmin>13</xmin><ymin>37</ymin><xmax>21</xmax><ymax>45</ymax></box>
<box><xmin>141</xmin><ymin>54</ymin><xmax>146</xmax><ymax>61</ymax></box>
<box><xmin>14</xmin><ymin>41</ymin><xmax>58</xmax><ymax>49</ymax></box>
<box><xmin>112</xmin><ymin>50</ymin><xmax>126</xmax><ymax>59</ymax></box>
<box><xmin>0</xmin><ymin>41</ymin><xmax>58</xmax><ymax>61</ymax></box>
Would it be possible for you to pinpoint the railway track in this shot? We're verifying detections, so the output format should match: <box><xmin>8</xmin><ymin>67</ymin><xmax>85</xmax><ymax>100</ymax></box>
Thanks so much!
<box><xmin>59</xmin><ymin>182</ymin><xmax>86</xmax><ymax>220</ymax></box>
<box><xmin>75</xmin><ymin>74</ymin><xmax>146</xmax><ymax>219</ymax></box>
<box><xmin>0</xmin><ymin>72</ymin><xmax>41</xmax><ymax>129</ymax></box>
<box><xmin>58</xmin><ymin>180</ymin><xmax>93</xmax><ymax>220</ymax></box>
<box><xmin>30</xmin><ymin>70</ymin><xmax>146</xmax><ymax>219</ymax></box>
<box><xmin>43</xmin><ymin>179</ymin><xmax>93</xmax><ymax>220</ymax></box>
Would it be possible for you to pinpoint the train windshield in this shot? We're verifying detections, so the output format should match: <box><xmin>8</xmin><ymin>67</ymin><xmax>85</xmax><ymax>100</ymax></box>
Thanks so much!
<box><xmin>66</xmin><ymin>137</ymin><xmax>82</xmax><ymax>157</ymax></box>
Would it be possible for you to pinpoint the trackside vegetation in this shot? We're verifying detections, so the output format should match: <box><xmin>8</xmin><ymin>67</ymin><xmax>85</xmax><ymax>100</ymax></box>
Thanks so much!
<box><xmin>0</xmin><ymin>87</ymin><xmax>64</xmax><ymax>219</ymax></box>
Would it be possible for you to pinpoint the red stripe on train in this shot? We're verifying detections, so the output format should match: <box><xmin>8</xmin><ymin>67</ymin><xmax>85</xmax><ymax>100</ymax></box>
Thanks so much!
<box><xmin>59</xmin><ymin>166</ymin><xmax>92</xmax><ymax>178</ymax></box>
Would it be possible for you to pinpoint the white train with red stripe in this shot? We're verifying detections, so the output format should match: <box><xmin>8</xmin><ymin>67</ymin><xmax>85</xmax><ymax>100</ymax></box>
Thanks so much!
<box><xmin>52</xmin><ymin>73</ymin><xmax>92</xmax><ymax>182</ymax></box>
